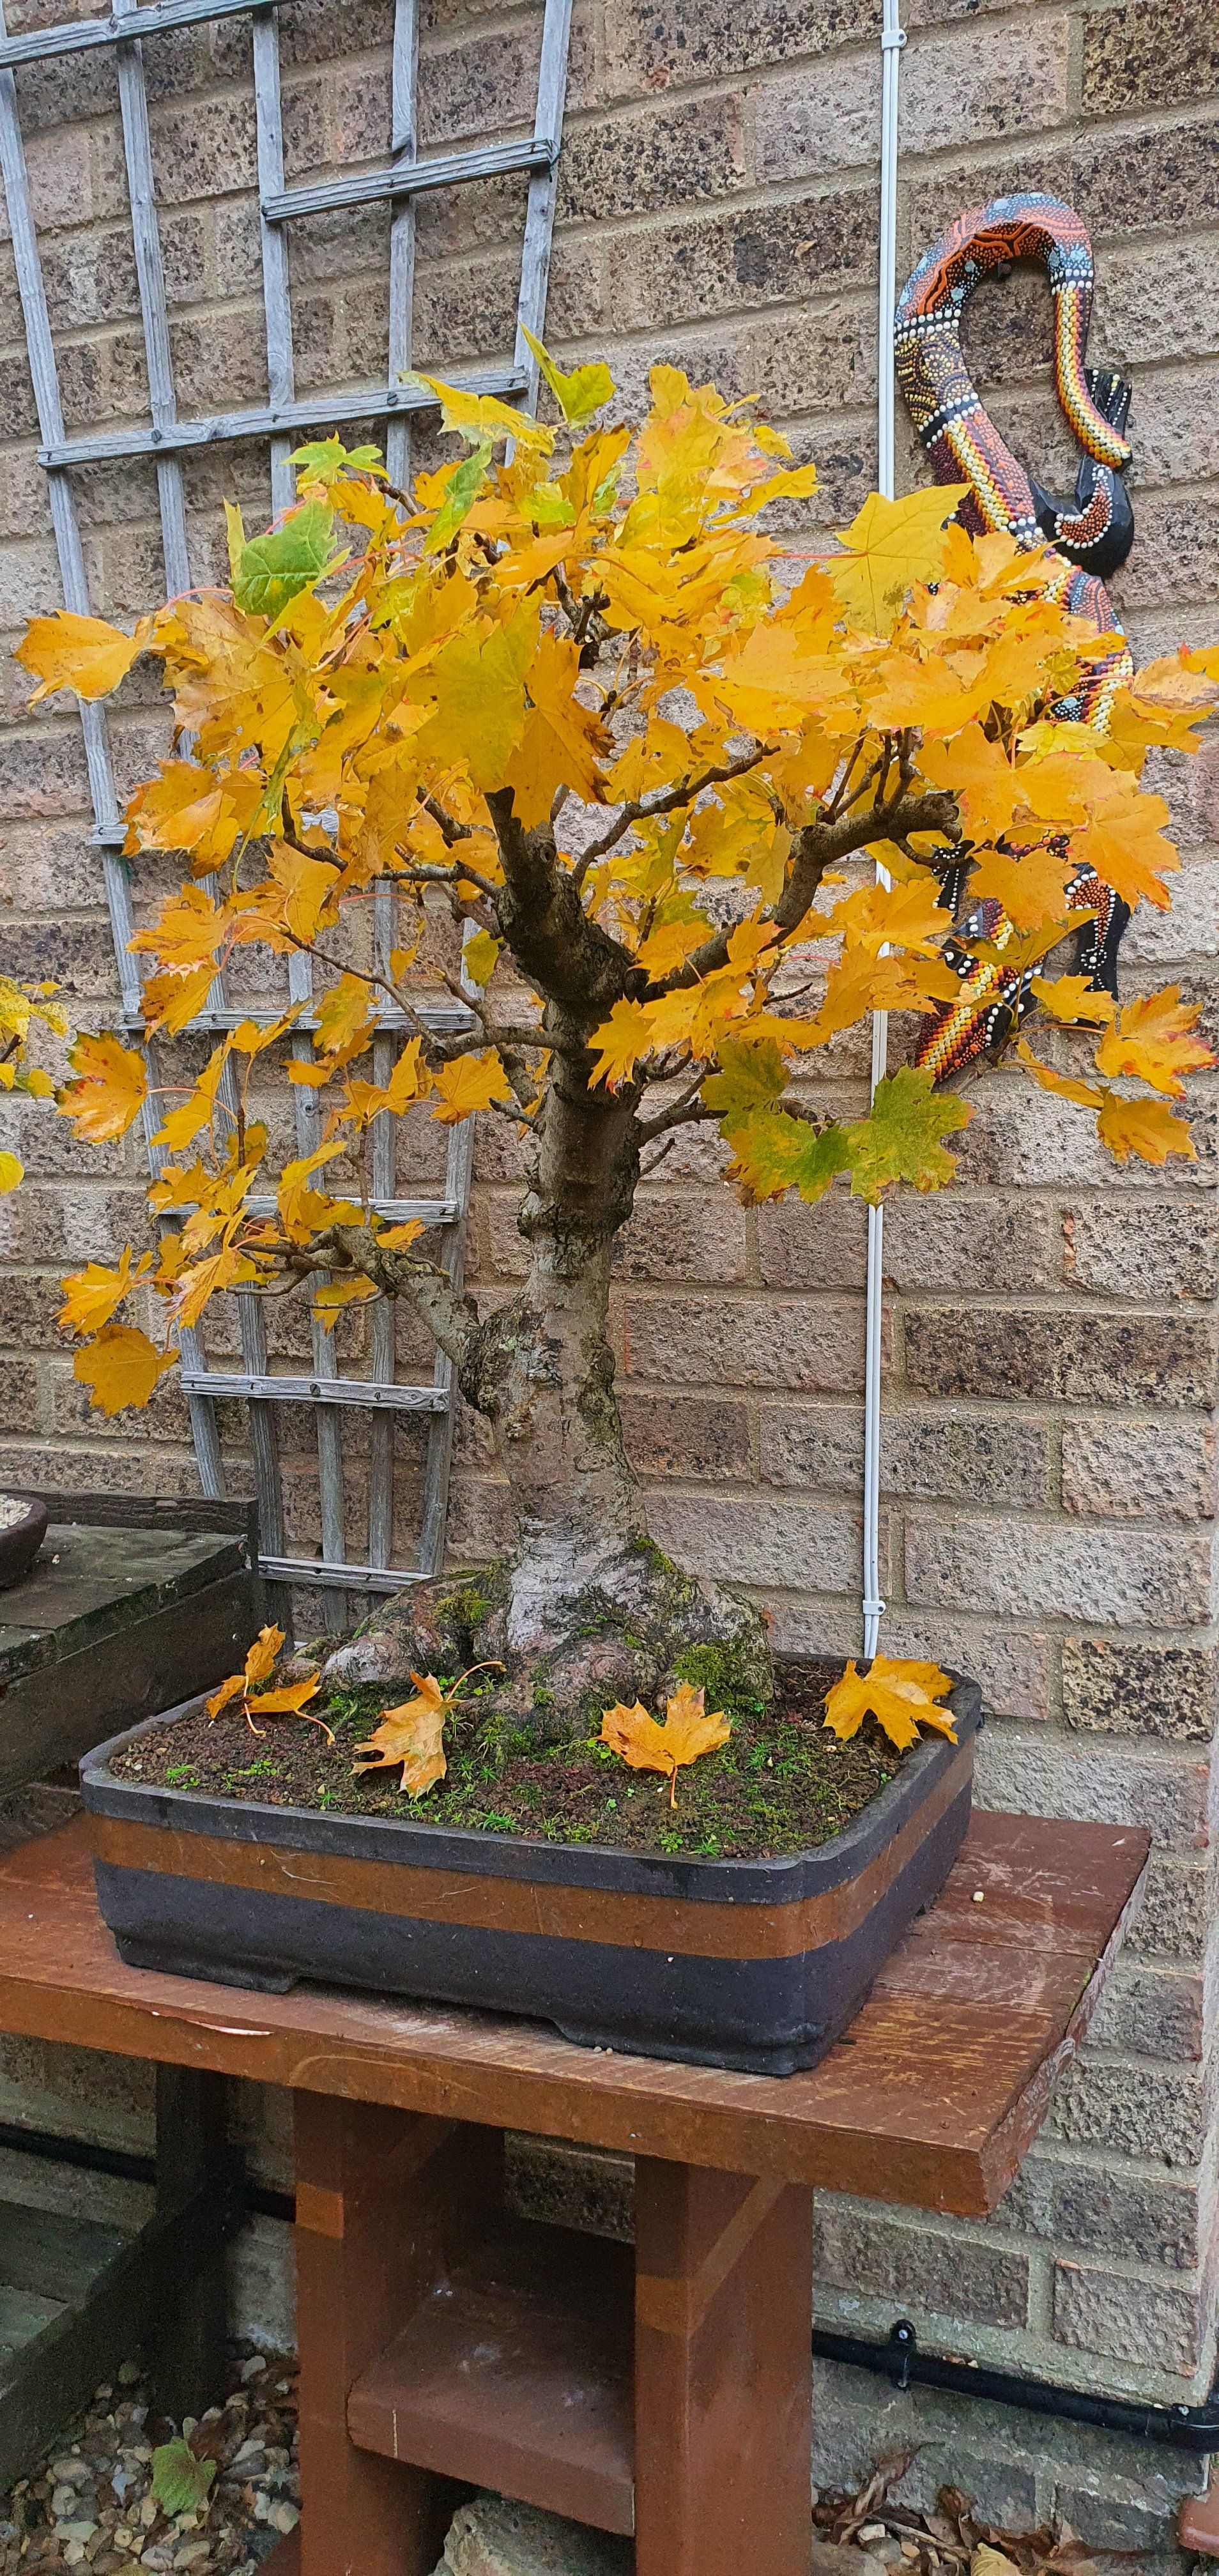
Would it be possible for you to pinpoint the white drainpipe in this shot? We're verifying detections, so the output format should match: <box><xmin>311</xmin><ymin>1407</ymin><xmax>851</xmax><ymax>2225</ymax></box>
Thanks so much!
<box><xmin>862</xmin><ymin>0</ymin><xmax>906</xmax><ymax>1659</ymax></box>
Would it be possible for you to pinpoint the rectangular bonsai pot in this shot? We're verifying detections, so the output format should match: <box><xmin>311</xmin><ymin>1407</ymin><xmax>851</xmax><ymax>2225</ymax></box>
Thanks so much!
<box><xmin>80</xmin><ymin>1674</ymin><xmax>982</xmax><ymax>2076</ymax></box>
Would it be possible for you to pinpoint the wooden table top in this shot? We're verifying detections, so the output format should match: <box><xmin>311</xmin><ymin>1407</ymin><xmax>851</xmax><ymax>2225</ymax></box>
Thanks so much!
<box><xmin>0</xmin><ymin>1811</ymin><xmax>1147</xmax><ymax>2218</ymax></box>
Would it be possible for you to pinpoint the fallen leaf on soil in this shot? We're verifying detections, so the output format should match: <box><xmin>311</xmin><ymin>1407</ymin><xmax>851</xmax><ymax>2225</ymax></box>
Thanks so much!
<box><xmin>206</xmin><ymin>1623</ymin><xmax>327</xmax><ymax>1736</ymax></box>
<box><xmin>351</xmin><ymin>1662</ymin><xmax>503</xmax><ymax>1798</ymax></box>
<box><xmin>824</xmin><ymin>1655</ymin><xmax>957</xmax><ymax>1754</ymax></box>
<box><xmin>599</xmin><ymin>1682</ymin><xmax>732</xmax><ymax>1807</ymax></box>
<box><xmin>354</xmin><ymin>1670</ymin><xmax>454</xmax><ymax>1797</ymax></box>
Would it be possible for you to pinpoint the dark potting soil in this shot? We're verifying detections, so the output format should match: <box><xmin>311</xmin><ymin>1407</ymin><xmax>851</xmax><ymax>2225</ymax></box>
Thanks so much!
<box><xmin>105</xmin><ymin>1657</ymin><xmax>912</xmax><ymax>1861</ymax></box>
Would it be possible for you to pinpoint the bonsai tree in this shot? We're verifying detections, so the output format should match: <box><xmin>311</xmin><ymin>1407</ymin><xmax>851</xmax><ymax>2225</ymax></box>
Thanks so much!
<box><xmin>16</xmin><ymin>355</ymin><xmax>1219</xmax><ymax>1736</ymax></box>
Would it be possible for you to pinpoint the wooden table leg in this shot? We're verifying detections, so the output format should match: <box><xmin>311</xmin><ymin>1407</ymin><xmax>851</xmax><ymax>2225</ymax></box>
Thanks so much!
<box><xmin>633</xmin><ymin>2157</ymin><xmax>813</xmax><ymax>2576</ymax></box>
<box><xmin>295</xmin><ymin>2094</ymin><xmax>496</xmax><ymax>2576</ymax></box>
<box><xmin>151</xmin><ymin>2066</ymin><xmax>231</xmax><ymax>2426</ymax></box>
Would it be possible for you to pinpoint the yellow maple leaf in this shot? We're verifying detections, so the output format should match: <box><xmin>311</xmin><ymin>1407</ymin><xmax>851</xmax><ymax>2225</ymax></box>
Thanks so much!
<box><xmin>314</xmin><ymin>973</ymin><xmax>376</xmax><ymax>1057</ymax></box>
<box><xmin>1015</xmin><ymin>1038</ymin><xmax>1105</xmax><ymax>1109</ymax></box>
<box><xmin>829</xmin><ymin>486</ymin><xmax>968</xmax><ymax>634</ymax></box>
<box><xmin>407</xmin><ymin>373</ymin><xmax>554</xmax><ymax>454</ymax></box>
<box><xmin>463</xmin><ymin>929</ymin><xmax>502</xmax><ymax>988</ymax></box>
<box><xmin>72</xmin><ymin>1324</ymin><xmax>176</xmax><ymax>1416</ymax></box>
<box><xmin>57</xmin><ymin>1032</ymin><xmax>148</xmax><ymax>1142</ymax></box>
<box><xmin>0</xmin><ymin>1151</ymin><xmax>22</xmax><ymax>1197</ymax></box>
<box><xmin>1096</xmin><ymin>1092</ymin><xmax>1197</xmax><ymax>1166</ymax></box>
<box><xmin>353</xmin><ymin>1670</ymin><xmax>457</xmax><ymax>1797</ymax></box>
<box><xmin>59</xmin><ymin>1246</ymin><xmax>153</xmax><ymax>1336</ymax></box>
<box><xmin>277</xmin><ymin>1142</ymin><xmax>348</xmax><ymax>1243</ymax></box>
<box><xmin>429</xmin><ymin>1048</ymin><xmax>513</xmax><ymax>1124</ymax></box>
<box><xmin>969</xmin><ymin>843</ymin><xmax>1075</xmax><ymax>931</ymax></box>
<box><xmin>1094</xmin><ymin>988</ymin><xmax>1214</xmax><ymax>1098</ymax></box>
<box><xmin>244</xmin><ymin>1625</ymin><xmax>284</xmax><ymax>1690</ymax></box>
<box><xmin>17</xmin><ymin>609</ymin><xmax>152</xmax><ymax>703</ymax></box>
<box><xmin>599</xmin><ymin>1682</ymin><xmax>731</xmax><ymax>1808</ymax></box>
<box><xmin>502</xmin><ymin>630</ymin><xmax>610</xmax><ymax>828</ymax></box>
<box><xmin>313</xmin><ymin>1275</ymin><xmax>379</xmax><ymax>1330</ymax></box>
<box><xmin>824</xmin><ymin>1655</ymin><xmax>957</xmax><ymax>1756</ymax></box>
<box><xmin>1029</xmin><ymin>974</ymin><xmax>1114</xmax><ymax>1026</ymax></box>
<box><xmin>415</xmin><ymin>601</ymin><xmax>539</xmax><ymax>791</ymax></box>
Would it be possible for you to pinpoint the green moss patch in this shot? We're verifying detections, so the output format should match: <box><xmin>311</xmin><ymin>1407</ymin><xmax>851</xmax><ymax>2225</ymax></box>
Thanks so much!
<box><xmin>110</xmin><ymin>1657</ymin><xmax>903</xmax><ymax>1861</ymax></box>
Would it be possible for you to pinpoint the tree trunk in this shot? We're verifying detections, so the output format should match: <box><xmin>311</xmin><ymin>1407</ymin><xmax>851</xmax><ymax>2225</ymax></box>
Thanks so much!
<box><xmin>325</xmin><ymin>1013</ymin><xmax>772</xmax><ymax>1735</ymax></box>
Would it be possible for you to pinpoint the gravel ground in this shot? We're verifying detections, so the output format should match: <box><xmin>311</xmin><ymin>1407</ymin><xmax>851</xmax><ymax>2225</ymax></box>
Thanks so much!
<box><xmin>0</xmin><ymin>2352</ymin><xmax>299</xmax><ymax>2574</ymax></box>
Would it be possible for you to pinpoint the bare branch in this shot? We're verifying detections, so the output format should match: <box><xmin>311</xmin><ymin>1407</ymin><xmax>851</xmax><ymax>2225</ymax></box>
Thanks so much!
<box><xmin>571</xmin><ymin>743</ymin><xmax>776</xmax><ymax>889</ymax></box>
<box><xmin>636</xmin><ymin>1066</ymin><xmax>712</xmax><ymax>1143</ymax></box>
<box><xmin>302</xmin><ymin>1221</ymin><xmax>480</xmax><ymax>1376</ymax></box>
<box><xmin>648</xmin><ymin>785</ymin><xmax>962</xmax><ymax>997</ymax></box>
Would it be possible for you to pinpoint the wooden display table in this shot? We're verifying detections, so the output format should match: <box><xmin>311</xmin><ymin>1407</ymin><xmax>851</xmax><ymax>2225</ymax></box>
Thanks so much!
<box><xmin>0</xmin><ymin>1809</ymin><xmax>1148</xmax><ymax>2576</ymax></box>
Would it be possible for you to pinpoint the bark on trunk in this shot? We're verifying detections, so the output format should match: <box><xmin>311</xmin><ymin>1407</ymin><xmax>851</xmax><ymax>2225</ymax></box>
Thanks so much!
<box><xmin>324</xmin><ymin>1008</ymin><xmax>772</xmax><ymax>1733</ymax></box>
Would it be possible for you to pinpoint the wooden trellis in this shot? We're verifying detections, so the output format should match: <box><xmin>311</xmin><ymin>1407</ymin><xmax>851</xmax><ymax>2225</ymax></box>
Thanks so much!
<box><xmin>0</xmin><ymin>0</ymin><xmax>574</xmax><ymax>1618</ymax></box>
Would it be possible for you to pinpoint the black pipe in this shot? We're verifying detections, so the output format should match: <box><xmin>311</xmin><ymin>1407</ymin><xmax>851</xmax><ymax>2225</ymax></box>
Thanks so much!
<box><xmin>813</xmin><ymin>2319</ymin><xmax>1219</xmax><ymax>2453</ymax></box>
<box><xmin>0</xmin><ymin>2115</ymin><xmax>294</xmax><ymax>2225</ymax></box>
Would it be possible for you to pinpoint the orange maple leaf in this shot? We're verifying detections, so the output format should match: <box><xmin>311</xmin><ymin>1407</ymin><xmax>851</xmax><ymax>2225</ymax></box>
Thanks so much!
<box><xmin>429</xmin><ymin>1048</ymin><xmax>513</xmax><ymax>1124</ymax></box>
<box><xmin>72</xmin><ymin>1324</ymin><xmax>176</xmax><ymax>1416</ymax></box>
<box><xmin>824</xmin><ymin>1655</ymin><xmax>957</xmax><ymax>1756</ymax></box>
<box><xmin>1096</xmin><ymin>1092</ymin><xmax>1197</xmax><ymax>1166</ymax></box>
<box><xmin>57</xmin><ymin>1032</ymin><xmax>148</xmax><ymax>1143</ymax></box>
<box><xmin>1094</xmin><ymin>988</ymin><xmax>1214</xmax><ymax>1098</ymax></box>
<box><xmin>206</xmin><ymin>1624</ymin><xmax>329</xmax><ymax>1736</ymax></box>
<box><xmin>59</xmin><ymin>1246</ymin><xmax>153</xmax><ymax>1336</ymax></box>
<box><xmin>599</xmin><ymin>1682</ymin><xmax>731</xmax><ymax>1807</ymax></box>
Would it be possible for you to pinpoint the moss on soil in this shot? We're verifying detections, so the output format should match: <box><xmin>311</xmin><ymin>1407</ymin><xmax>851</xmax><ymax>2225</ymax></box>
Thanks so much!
<box><xmin>110</xmin><ymin>1657</ymin><xmax>906</xmax><ymax>1862</ymax></box>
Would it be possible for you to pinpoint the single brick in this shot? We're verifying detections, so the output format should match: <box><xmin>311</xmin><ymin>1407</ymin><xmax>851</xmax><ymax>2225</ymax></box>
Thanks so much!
<box><xmin>1092</xmin><ymin>1962</ymin><xmax>1204</xmax><ymax>2063</ymax></box>
<box><xmin>1050</xmin><ymin>2474</ymin><xmax>1180</xmax><ymax>2556</ymax></box>
<box><xmin>622</xmin><ymin>1291</ymin><xmax>866</xmax><ymax>1393</ymax></box>
<box><xmin>880</xmin><ymin>1614</ymin><xmax>1052</xmax><ymax>1722</ymax></box>
<box><xmin>902</xmin><ymin>15</ymin><xmax>1069</xmax><ymax>150</ymax></box>
<box><xmin>1064</xmin><ymin>1200</ymin><xmax>1219</xmax><ymax>1303</ymax></box>
<box><xmin>1114</xmin><ymin>491</ymin><xmax>1219</xmax><ymax>614</ymax></box>
<box><xmin>755</xmin><ymin>52</ymin><xmax>880</xmax><ymax>181</ymax></box>
<box><xmin>644</xmin><ymin>1490</ymin><xmax>865</xmax><ymax>1592</ymax></box>
<box><xmin>606</xmin><ymin>187</ymin><xmax>876</xmax><ymax>334</ymax></box>
<box><xmin>1062</xmin><ymin>1639</ymin><xmax>1216</xmax><ymax>1744</ymax></box>
<box><xmin>602</xmin><ymin>0</ymin><xmax>876</xmax><ymax>93</ymax></box>
<box><xmin>884</xmin><ymin>1193</ymin><xmax>1059</xmax><ymax>1294</ymax></box>
<box><xmin>813</xmin><ymin>2205</ymin><xmax>1029</xmax><ymax>2328</ymax></box>
<box><xmin>974</xmin><ymin>1724</ymin><xmax>1209</xmax><ymax>1851</ymax></box>
<box><xmin>1061</xmin><ymin>1417</ymin><xmax>1216</xmax><ymax>1522</ymax></box>
<box><xmin>620</xmin><ymin>1389</ymin><xmax>752</xmax><ymax>1483</ymax></box>
<box><xmin>1128</xmin><ymin>1855</ymin><xmax>1214</xmax><ymax>1965</ymax></box>
<box><xmin>1045</xmin><ymin>2059</ymin><xmax>1207</xmax><ymax>2168</ymax></box>
<box><xmin>1095</xmin><ymin>236</ymin><xmax>1219</xmax><ymax>371</ymax></box>
<box><xmin>903</xmin><ymin>1306</ymin><xmax>1218</xmax><ymax>1410</ymax></box>
<box><xmin>741</xmin><ymin>297</ymin><xmax>877</xmax><ymax>418</ymax></box>
<box><xmin>558</xmin><ymin>93</ymin><xmax>745</xmax><ymax>225</ymax></box>
<box><xmin>908</xmin><ymin>1510</ymin><xmax>1213</xmax><ymax>1627</ymax></box>
<box><xmin>148</xmin><ymin>92</ymin><xmax>258</xmax><ymax>204</ymax></box>
<box><xmin>756</xmin><ymin>1197</ymin><xmax>867</xmax><ymax>1290</ymax></box>
<box><xmin>1081</xmin><ymin>0</ymin><xmax>1219</xmax><ymax>114</ymax></box>
<box><xmin>1053</xmin><ymin>2258</ymin><xmax>1203</xmax><ymax>2375</ymax></box>
<box><xmin>612</xmin><ymin>1193</ymin><xmax>750</xmax><ymax>1285</ymax></box>
<box><xmin>762</xmin><ymin>1400</ymin><xmax>1051</xmax><ymax>1506</ymax></box>
<box><xmin>1073</xmin><ymin>116</ymin><xmax>1219</xmax><ymax>241</ymax></box>
<box><xmin>1048</xmin><ymin>2161</ymin><xmax>1203</xmax><ymax>2271</ymax></box>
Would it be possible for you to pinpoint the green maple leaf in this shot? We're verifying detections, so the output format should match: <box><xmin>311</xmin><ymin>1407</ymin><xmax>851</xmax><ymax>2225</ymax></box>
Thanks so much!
<box><xmin>150</xmin><ymin>2439</ymin><xmax>217</xmax><ymax>2517</ymax></box>
<box><xmin>521</xmin><ymin>326</ymin><xmax>614</xmax><ymax>427</ymax></box>
<box><xmin>290</xmin><ymin>436</ymin><xmax>386</xmax><ymax>487</ymax></box>
<box><xmin>843</xmin><ymin>1066</ymin><xmax>972</xmax><ymax>1201</ymax></box>
<box><xmin>425</xmin><ymin>440</ymin><xmax>493</xmax><ymax>555</ymax></box>
<box><xmin>723</xmin><ymin>1106</ymin><xmax>850</xmax><ymax>1203</ymax></box>
<box><xmin>828</xmin><ymin>484</ymin><xmax>969</xmax><ymax>633</ymax></box>
<box><xmin>234</xmin><ymin>501</ymin><xmax>340</xmax><ymax>620</ymax></box>
<box><xmin>702</xmin><ymin>1034</ymin><xmax>788</xmax><ymax>1121</ymax></box>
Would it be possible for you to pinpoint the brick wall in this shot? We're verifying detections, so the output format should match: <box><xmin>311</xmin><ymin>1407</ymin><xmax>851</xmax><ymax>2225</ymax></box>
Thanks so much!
<box><xmin>0</xmin><ymin>0</ymin><xmax>1216</xmax><ymax>2538</ymax></box>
